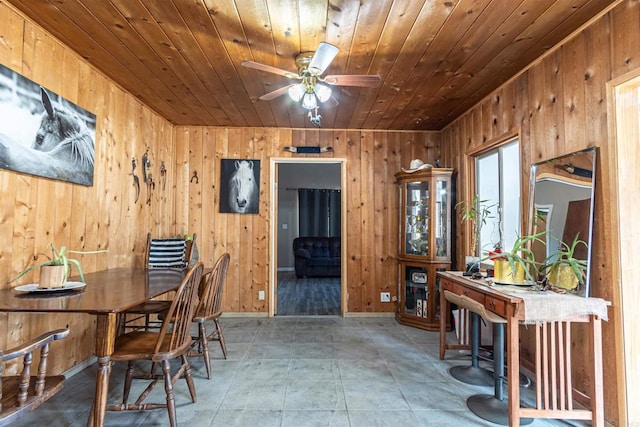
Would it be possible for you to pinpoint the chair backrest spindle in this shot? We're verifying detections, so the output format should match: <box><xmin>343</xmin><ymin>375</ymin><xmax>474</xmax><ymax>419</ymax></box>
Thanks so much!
<box><xmin>197</xmin><ymin>253</ymin><xmax>230</xmax><ymax>319</ymax></box>
<box><xmin>153</xmin><ymin>262</ymin><xmax>203</xmax><ymax>356</ymax></box>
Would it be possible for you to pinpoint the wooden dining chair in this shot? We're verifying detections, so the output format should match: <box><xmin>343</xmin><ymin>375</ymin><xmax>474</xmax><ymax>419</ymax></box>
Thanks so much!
<box><xmin>189</xmin><ymin>252</ymin><xmax>230</xmax><ymax>379</ymax></box>
<box><xmin>120</xmin><ymin>232</ymin><xmax>197</xmax><ymax>332</ymax></box>
<box><xmin>106</xmin><ymin>262</ymin><xmax>204</xmax><ymax>427</ymax></box>
<box><xmin>0</xmin><ymin>328</ymin><xmax>69</xmax><ymax>426</ymax></box>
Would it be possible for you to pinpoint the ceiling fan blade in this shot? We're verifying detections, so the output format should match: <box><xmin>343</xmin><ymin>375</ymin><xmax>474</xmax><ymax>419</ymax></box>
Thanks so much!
<box><xmin>308</xmin><ymin>42</ymin><xmax>339</xmax><ymax>75</ymax></box>
<box><xmin>323</xmin><ymin>74</ymin><xmax>381</xmax><ymax>87</ymax></box>
<box><xmin>258</xmin><ymin>84</ymin><xmax>295</xmax><ymax>101</ymax></box>
<box><xmin>241</xmin><ymin>61</ymin><xmax>299</xmax><ymax>79</ymax></box>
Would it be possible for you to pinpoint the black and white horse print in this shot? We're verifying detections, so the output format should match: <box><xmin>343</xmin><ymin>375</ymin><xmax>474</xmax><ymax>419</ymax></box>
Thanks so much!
<box><xmin>0</xmin><ymin>85</ymin><xmax>95</xmax><ymax>186</ymax></box>
<box><xmin>220</xmin><ymin>159</ymin><xmax>260</xmax><ymax>214</ymax></box>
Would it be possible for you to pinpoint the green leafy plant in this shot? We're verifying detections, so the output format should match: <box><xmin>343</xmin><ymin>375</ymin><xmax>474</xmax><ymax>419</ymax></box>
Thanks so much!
<box><xmin>11</xmin><ymin>243</ymin><xmax>107</xmax><ymax>284</ymax></box>
<box><xmin>456</xmin><ymin>194</ymin><xmax>496</xmax><ymax>257</ymax></box>
<box><xmin>483</xmin><ymin>231</ymin><xmax>547</xmax><ymax>282</ymax></box>
<box><xmin>542</xmin><ymin>234</ymin><xmax>588</xmax><ymax>288</ymax></box>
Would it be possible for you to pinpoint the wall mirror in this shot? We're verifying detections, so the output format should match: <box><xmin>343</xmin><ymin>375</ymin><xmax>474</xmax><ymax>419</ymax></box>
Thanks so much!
<box><xmin>528</xmin><ymin>147</ymin><xmax>597</xmax><ymax>297</ymax></box>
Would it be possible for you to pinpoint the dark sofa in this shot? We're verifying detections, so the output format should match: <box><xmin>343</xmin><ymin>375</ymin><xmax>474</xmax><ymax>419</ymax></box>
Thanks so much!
<box><xmin>293</xmin><ymin>237</ymin><xmax>341</xmax><ymax>278</ymax></box>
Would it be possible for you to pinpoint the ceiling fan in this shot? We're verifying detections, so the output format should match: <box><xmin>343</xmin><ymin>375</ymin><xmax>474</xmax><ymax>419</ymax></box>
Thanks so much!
<box><xmin>241</xmin><ymin>42</ymin><xmax>381</xmax><ymax>114</ymax></box>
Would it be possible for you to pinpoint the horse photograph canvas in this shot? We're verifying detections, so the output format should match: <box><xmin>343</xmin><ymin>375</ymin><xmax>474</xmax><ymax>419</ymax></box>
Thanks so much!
<box><xmin>219</xmin><ymin>159</ymin><xmax>260</xmax><ymax>214</ymax></box>
<box><xmin>0</xmin><ymin>64</ymin><xmax>96</xmax><ymax>186</ymax></box>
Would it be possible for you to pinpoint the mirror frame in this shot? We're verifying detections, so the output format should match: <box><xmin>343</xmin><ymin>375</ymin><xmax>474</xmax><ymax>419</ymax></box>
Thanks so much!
<box><xmin>527</xmin><ymin>147</ymin><xmax>598</xmax><ymax>297</ymax></box>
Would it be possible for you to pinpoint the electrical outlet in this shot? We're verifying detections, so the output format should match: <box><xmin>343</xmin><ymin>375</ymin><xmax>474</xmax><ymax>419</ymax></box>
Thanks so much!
<box><xmin>258</xmin><ymin>290</ymin><xmax>265</xmax><ymax>300</ymax></box>
<box><xmin>380</xmin><ymin>292</ymin><xmax>391</xmax><ymax>302</ymax></box>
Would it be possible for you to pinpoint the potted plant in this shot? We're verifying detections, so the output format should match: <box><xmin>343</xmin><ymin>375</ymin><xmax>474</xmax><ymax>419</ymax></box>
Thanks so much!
<box><xmin>11</xmin><ymin>243</ymin><xmax>107</xmax><ymax>289</ymax></box>
<box><xmin>456</xmin><ymin>195</ymin><xmax>496</xmax><ymax>271</ymax></box>
<box><xmin>485</xmin><ymin>231</ymin><xmax>547</xmax><ymax>284</ymax></box>
<box><xmin>542</xmin><ymin>234</ymin><xmax>588</xmax><ymax>291</ymax></box>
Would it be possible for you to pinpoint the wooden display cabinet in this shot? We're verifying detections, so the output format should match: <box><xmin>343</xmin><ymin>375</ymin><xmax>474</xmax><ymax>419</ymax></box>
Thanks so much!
<box><xmin>395</xmin><ymin>168</ymin><xmax>453</xmax><ymax>331</ymax></box>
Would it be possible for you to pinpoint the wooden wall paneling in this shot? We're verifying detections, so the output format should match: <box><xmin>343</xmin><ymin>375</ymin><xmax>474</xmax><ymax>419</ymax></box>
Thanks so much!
<box><xmin>94</xmin><ymin>75</ymin><xmax>113</xmax><ymax>273</ymax></box>
<box><xmin>86</xmin><ymin>75</ymin><xmax>110</xmax><ymax>272</ymax></box>
<box><xmin>0</xmin><ymin>3</ymin><xmax>24</xmax><ymax>70</ymax></box>
<box><xmin>155</xmin><ymin>111</ymin><xmax>175</xmax><ymax>237</ymax></box>
<box><xmin>2</xmin><ymin>171</ymin><xmax>18</xmax><ymax>287</ymax></box>
<box><xmin>104</xmin><ymin>89</ymin><xmax>125</xmax><ymax>268</ymax></box>
<box><xmin>527</xmin><ymin>63</ymin><xmax>549</xmax><ymax>165</ymax></box>
<box><xmin>69</xmin><ymin>63</ymin><xmax>92</xmax><ymax>260</ymax></box>
<box><xmin>345</xmin><ymin>131</ymin><xmax>362</xmax><ymax>312</ymax></box>
<box><xmin>225</xmin><ymin>128</ymin><xmax>243</xmax><ymax>312</ymax></box>
<box><xmin>101</xmin><ymin>83</ymin><xmax>120</xmax><ymax>270</ymax></box>
<box><xmin>251</xmin><ymin>130</ymin><xmax>268</xmax><ymax>312</ymax></box>
<box><xmin>174</xmin><ymin>127</ymin><xmax>191</xmax><ymax>239</ymax></box>
<box><xmin>584</xmin><ymin>15</ymin><xmax>614</xmax><ymax>319</ymax></box>
<box><xmin>479</xmin><ymin>97</ymin><xmax>493</xmax><ymax>146</ymax></box>
<box><xmin>359</xmin><ymin>132</ymin><xmax>375</xmax><ymax>311</ymax></box>
<box><xmin>330</xmin><ymin>129</ymin><xmax>347</xmax><ymax>158</ymax></box>
<box><xmin>8</xmin><ymin>174</ymin><xmax>36</xmax><ymax>290</ymax></box>
<box><xmin>561</xmin><ymin>33</ymin><xmax>588</xmax><ymax>155</ymax></box>
<box><xmin>238</xmin><ymin>129</ymin><xmax>255</xmax><ymax>311</ymax></box>
<box><xmin>212</xmin><ymin>128</ymin><xmax>230</xmax><ymax>309</ymax></box>
<box><xmin>609</xmin><ymin>0</ymin><xmax>640</xmax><ymax>78</ymax></box>
<box><xmin>373</xmin><ymin>132</ymin><xmax>393</xmax><ymax>311</ymax></box>
<box><xmin>199</xmin><ymin>127</ymin><xmax>216</xmax><ymax>267</ymax></box>
<box><xmin>387</xmin><ymin>134</ymin><xmax>400</xmax><ymax>299</ymax></box>
<box><xmin>188</xmin><ymin>127</ymin><xmax>203</xmax><ymax>242</ymax></box>
<box><xmin>118</xmin><ymin>98</ymin><xmax>140</xmax><ymax>267</ymax></box>
<box><xmin>27</xmin><ymin>31</ymin><xmax>57</xmax><ymax>291</ymax></box>
<box><xmin>545</xmin><ymin>50</ymin><xmax>566</xmax><ymax>157</ymax></box>
<box><xmin>0</xmin><ymin>4</ymin><xmax>22</xmax><ymax>290</ymax></box>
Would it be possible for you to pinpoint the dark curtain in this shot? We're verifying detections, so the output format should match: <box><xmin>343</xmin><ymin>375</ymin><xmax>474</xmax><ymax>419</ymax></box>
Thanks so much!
<box><xmin>298</xmin><ymin>189</ymin><xmax>341</xmax><ymax>237</ymax></box>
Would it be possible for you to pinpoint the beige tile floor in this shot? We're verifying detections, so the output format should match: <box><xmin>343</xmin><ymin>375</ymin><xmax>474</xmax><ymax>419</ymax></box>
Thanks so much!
<box><xmin>12</xmin><ymin>317</ymin><xmax>586</xmax><ymax>426</ymax></box>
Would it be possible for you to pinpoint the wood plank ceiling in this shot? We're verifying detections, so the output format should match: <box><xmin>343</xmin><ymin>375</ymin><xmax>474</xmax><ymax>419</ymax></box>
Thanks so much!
<box><xmin>6</xmin><ymin>0</ymin><xmax>615</xmax><ymax>130</ymax></box>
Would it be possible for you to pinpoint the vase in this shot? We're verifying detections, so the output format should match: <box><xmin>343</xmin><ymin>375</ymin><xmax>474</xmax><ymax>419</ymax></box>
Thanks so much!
<box><xmin>39</xmin><ymin>265</ymin><xmax>67</xmax><ymax>289</ymax></box>
<box><xmin>547</xmin><ymin>263</ymin><xmax>578</xmax><ymax>290</ymax></box>
<box><xmin>494</xmin><ymin>259</ymin><xmax>525</xmax><ymax>284</ymax></box>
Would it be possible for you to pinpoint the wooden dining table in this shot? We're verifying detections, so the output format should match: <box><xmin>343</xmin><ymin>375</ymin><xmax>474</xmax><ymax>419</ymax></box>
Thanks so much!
<box><xmin>0</xmin><ymin>267</ymin><xmax>189</xmax><ymax>427</ymax></box>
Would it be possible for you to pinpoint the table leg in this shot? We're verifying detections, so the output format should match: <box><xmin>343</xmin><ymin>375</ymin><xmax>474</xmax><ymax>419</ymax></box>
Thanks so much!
<box><xmin>590</xmin><ymin>316</ymin><xmax>604</xmax><ymax>427</ymax></box>
<box><xmin>88</xmin><ymin>313</ymin><xmax>117</xmax><ymax>427</ymax></box>
<box><xmin>439</xmin><ymin>290</ymin><xmax>448</xmax><ymax>360</ymax></box>
<box><xmin>507</xmin><ymin>314</ymin><xmax>521</xmax><ymax>426</ymax></box>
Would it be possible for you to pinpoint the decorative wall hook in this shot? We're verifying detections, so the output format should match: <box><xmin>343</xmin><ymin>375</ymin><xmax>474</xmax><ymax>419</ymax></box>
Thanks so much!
<box><xmin>191</xmin><ymin>170</ymin><xmax>199</xmax><ymax>184</ymax></box>
<box><xmin>130</xmin><ymin>157</ymin><xmax>140</xmax><ymax>203</ymax></box>
<box><xmin>160</xmin><ymin>160</ymin><xmax>167</xmax><ymax>190</ymax></box>
<box><xmin>142</xmin><ymin>149</ymin><xmax>155</xmax><ymax>205</ymax></box>
<box><xmin>284</xmin><ymin>146</ymin><xmax>332</xmax><ymax>154</ymax></box>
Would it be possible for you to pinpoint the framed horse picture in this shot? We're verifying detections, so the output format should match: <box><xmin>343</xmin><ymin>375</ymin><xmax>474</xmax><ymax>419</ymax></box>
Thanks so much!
<box><xmin>0</xmin><ymin>64</ymin><xmax>96</xmax><ymax>186</ymax></box>
<box><xmin>219</xmin><ymin>159</ymin><xmax>260</xmax><ymax>214</ymax></box>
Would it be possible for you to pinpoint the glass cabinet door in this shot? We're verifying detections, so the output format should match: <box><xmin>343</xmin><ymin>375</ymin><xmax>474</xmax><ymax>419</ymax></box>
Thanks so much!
<box><xmin>403</xmin><ymin>264</ymin><xmax>428</xmax><ymax>318</ymax></box>
<box><xmin>434</xmin><ymin>177</ymin><xmax>449</xmax><ymax>258</ymax></box>
<box><xmin>404</xmin><ymin>181</ymin><xmax>429</xmax><ymax>256</ymax></box>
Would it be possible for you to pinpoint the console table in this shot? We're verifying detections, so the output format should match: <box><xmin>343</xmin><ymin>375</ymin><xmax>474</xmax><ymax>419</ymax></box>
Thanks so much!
<box><xmin>438</xmin><ymin>271</ymin><xmax>608</xmax><ymax>427</ymax></box>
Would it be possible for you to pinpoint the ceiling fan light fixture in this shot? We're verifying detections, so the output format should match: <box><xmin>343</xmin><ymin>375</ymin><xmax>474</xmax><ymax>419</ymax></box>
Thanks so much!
<box><xmin>287</xmin><ymin>83</ymin><xmax>305</xmax><ymax>102</ymax></box>
<box><xmin>301</xmin><ymin>92</ymin><xmax>318</xmax><ymax>109</ymax></box>
<box><xmin>314</xmin><ymin>83</ymin><xmax>332</xmax><ymax>103</ymax></box>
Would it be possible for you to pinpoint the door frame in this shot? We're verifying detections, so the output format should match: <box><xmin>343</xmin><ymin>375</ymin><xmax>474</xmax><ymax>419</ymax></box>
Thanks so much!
<box><xmin>269</xmin><ymin>157</ymin><xmax>347</xmax><ymax>317</ymax></box>
<box><xmin>606</xmin><ymin>68</ymin><xmax>640</xmax><ymax>426</ymax></box>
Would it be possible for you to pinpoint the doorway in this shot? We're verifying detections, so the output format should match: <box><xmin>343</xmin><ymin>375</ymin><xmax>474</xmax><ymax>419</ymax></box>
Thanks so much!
<box><xmin>607</xmin><ymin>70</ymin><xmax>640</xmax><ymax>425</ymax></box>
<box><xmin>269</xmin><ymin>158</ymin><xmax>346</xmax><ymax>317</ymax></box>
